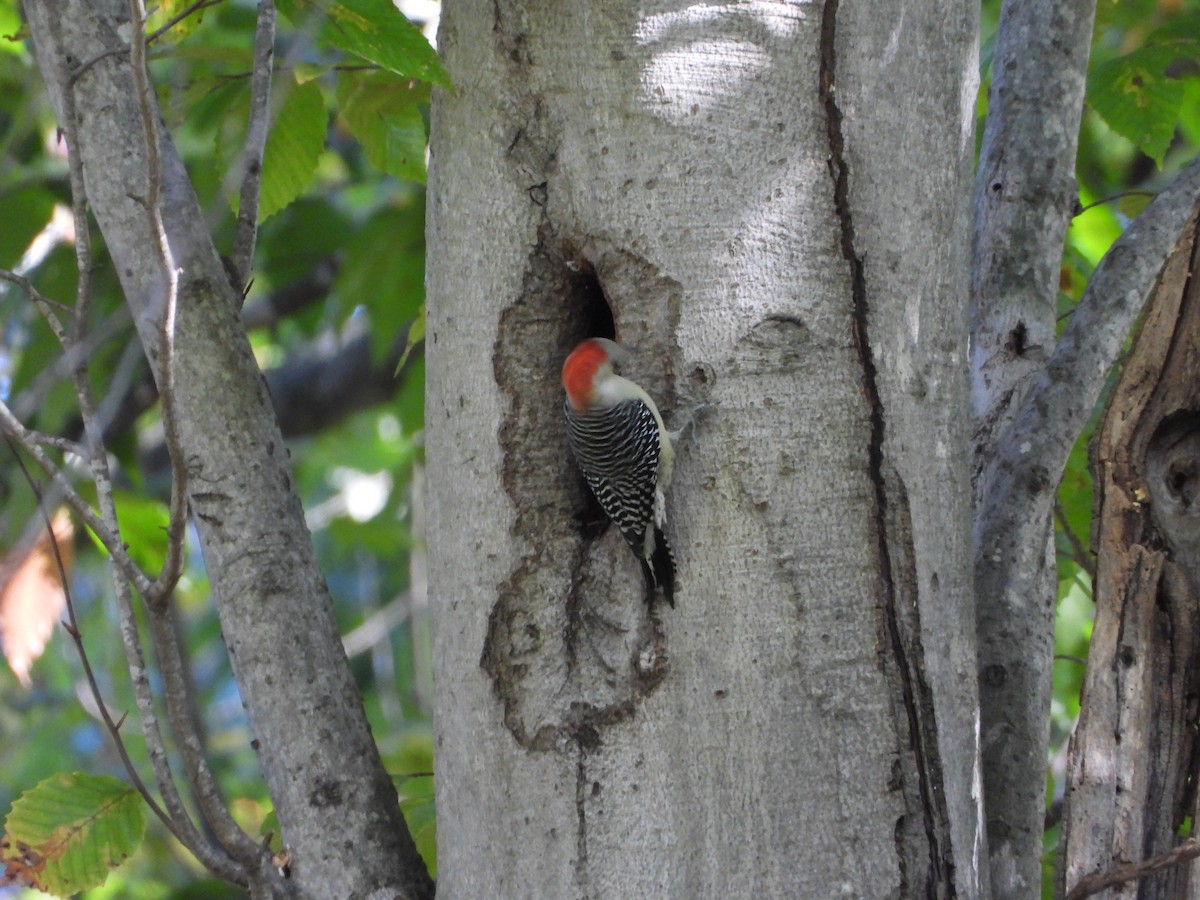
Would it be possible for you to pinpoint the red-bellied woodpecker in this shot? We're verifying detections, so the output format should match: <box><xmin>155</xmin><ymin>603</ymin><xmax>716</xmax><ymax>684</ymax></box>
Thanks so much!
<box><xmin>562</xmin><ymin>338</ymin><xmax>677</xmax><ymax>606</ymax></box>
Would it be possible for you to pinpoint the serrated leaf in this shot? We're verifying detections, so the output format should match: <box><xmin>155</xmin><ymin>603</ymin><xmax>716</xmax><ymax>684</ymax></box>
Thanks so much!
<box><xmin>338</xmin><ymin>70</ymin><xmax>429</xmax><ymax>182</ymax></box>
<box><xmin>277</xmin><ymin>0</ymin><xmax>449</xmax><ymax>87</ymax></box>
<box><xmin>3</xmin><ymin>772</ymin><xmax>146</xmax><ymax>897</ymax></box>
<box><xmin>145</xmin><ymin>0</ymin><xmax>209</xmax><ymax>43</ymax></box>
<box><xmin>259</xmin><ymin>78</ymin><xmax>327</xmax><ymax>222</ymax></box>
<box><xmin>1088</xmin><ymin>48</ymin><xmax>1184</xmax><ymax>166</ymax></box>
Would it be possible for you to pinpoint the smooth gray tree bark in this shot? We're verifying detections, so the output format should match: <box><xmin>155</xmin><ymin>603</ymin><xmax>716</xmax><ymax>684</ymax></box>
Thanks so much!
<box><xmin>970</xmin><ymin>2</ymin><xmax>1096</xmax><ymax>894</ymax></box>
<box><xmin>21</xmin><ymin>2</ymin><xmax>431</xmax><ymax>897</ymax></box>
<box><xmin>427</xmin><ymin>1</ymin><xmax>982</xmax><ymax>896</ymax></box>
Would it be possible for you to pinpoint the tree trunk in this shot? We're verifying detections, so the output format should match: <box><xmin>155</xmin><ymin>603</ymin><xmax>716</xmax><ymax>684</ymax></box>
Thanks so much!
<box><xmin>1061</xmin><ymin>213</ymin><xmax>1200</xmax><ymax>898</ymax></box>
<box><xmin>426</xmin><ymin>1</ymin><xmax>983</xmax><ymax>895</ymax></box>
<box><xmin>969</xmin><ymin>3</ymin><xmax>1095</xmax><ymax>891</ymax></box>
<box><xmin>21</xmin><ymin>2</ymin><xmax>431</xmax><ymax>896</ymax></box>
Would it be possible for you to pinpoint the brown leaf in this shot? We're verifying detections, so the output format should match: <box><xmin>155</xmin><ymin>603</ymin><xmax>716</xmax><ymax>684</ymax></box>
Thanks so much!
<box><xmin>0</xmin><ymin>510</ymin><xmax>74</xmax><ymax>687</ymax></box>
<box><xmin>0</xmin><ymin>833</ymin><xmax>46</xmax><ymax>889</ymax></box>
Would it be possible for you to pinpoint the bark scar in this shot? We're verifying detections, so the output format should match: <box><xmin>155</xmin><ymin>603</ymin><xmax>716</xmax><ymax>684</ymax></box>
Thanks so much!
<box><xmin>820</xmin><ymin>2</ymin><xmax>951</xmax><ymax>894</ymax></box>
<box><xmin>574</xmin><ymin>743</ymin><xmax>589</xmax><ymax>889</ymax></box>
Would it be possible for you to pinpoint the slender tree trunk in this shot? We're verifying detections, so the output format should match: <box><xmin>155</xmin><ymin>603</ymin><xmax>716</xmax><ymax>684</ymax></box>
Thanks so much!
<box><xmin>969</xmin><ymin>3</ymin><xmax>1096</xmax><ymax>892</ymax></box>
<box><xmin>426</xmin><ymin>1</ymin><xmax>982</xmax><ymax>895</ymax></box>
<box><xmin>22</xmin><ymin>2</ymin><xmax>431</xmax><ymax>896</ymax></box>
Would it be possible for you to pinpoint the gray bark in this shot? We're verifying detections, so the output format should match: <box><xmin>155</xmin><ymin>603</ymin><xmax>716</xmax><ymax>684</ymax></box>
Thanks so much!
<box><xmin>968</xmin><ymin>2</ymin><xmax>1094</xmax><ymax>894</ymax></box>
<box><xmin>427</xmin><ymin>1</ymin><xmax>981</xmax><ymax>896</ymax></box>
<box><xmin>21</xmin><ymin>2</ymin><xmax>431</xmax><ymax>897</ymax></box>
<box><xmin>974</xmin><ymin>142</ymin><xmax>1200</xmax><ymax>897</ymax></box>
<box><xmin>1061</xmin><ymin>215</ymin><xmax>1200</xmax><ymax>899</ymax></box>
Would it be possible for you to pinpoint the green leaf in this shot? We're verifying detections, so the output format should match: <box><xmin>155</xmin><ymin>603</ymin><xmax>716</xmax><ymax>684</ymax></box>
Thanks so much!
<box><xmin>1087</xmin><ymin>47</ymin><xmax>1184</xmax><ymax>166</ymax></box>
<box><xmin>0</xmin><ymin>187</ymin><xmax>56</xmax><ymax>270</ymax></box>
<box><xmin>259</xmin><ymin>77</ymin><xmax>327</xmax><ymax>222</ymax></box>
<box><xmin>1180</xmin><ymin>74</ymin><xmax>1200</xmax><ymax>147</ymax></box>
<box><xmin>111</xmin><ymin>490</ymin><xmax>171</xmax><ymax>574</ymax></box>
<box><xmin>395</xmin><ymin>304</ymin><xmax>425</xmax><ymax>376</ymax></box>
<box><xmin>3</xmin><ymin>772</ymin><xmax>146</xmax><ymax>897</ymax></box>
<box><xmin>0</xmin><ymin>0</ymin><xmax>25</xmax><ymax>55</ymax></box>
<box><xmin>337</xmin><ymin>69</ymin><xmax>429</xmax><ymax>183</ymax></box>
<box><xmin>145</xmin><ymin>0</ymin><xmax>210</xmax><ymax>44</ymax></box>
<box><xmin>277</xmin><ymin>0</ymin><xmax>449</xmax><ymax>87</ymax></box>
<box><xmin>331</xmin><ymin>203</ymin><xmax>425</xmax><ymax>361</ymax></box>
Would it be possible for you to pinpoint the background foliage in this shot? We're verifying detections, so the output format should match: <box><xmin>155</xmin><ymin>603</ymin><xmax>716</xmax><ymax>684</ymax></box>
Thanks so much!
<box><xmin>0</xmin><ymin>0</ymin><xmax>1196</xmax><ymax>895</ymax></box>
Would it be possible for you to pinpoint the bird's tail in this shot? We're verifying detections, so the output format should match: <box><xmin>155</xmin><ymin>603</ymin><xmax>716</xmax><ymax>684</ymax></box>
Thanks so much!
<box><xmin>641</xmin><ymin>528</ymin><xmax>677</xmax><ymax>607</ymax></box>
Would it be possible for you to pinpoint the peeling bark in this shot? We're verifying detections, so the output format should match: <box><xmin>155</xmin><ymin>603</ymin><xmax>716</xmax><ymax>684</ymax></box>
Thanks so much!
<box><xmin>1062</xmin><ymin>213</ymin><xmax>1200</xmax><ymax>898</ymax></box>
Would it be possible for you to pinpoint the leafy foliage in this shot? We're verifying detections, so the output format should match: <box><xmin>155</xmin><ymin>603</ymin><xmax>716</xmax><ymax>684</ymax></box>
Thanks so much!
<box><xmin>1</xmin><ymin>773</ymin><xmax>146</xmax><ymax>897</ymax></box>
<box><xmin>0</xmin><ymin>0</ymin><xmax>439</xmax><ymax>893</ymax></box>
<box><xmin>258</xmin><ymin>76</ymin><xmax>327</xmax><ymax>221</ymax></box>
<box><xmin>338</xmin><ymin>70</ymin><xmax>431</xmax><ymax>183</ymax></box>
<box><xmin>276</xmin><ymin>0</ymin><xmax>450</xmax><ymax>87</ymax></box>
<box><xmin>1088</xmin><ymin>43</ymin><xmax>1198</xmax><ymax>167</ymax></box>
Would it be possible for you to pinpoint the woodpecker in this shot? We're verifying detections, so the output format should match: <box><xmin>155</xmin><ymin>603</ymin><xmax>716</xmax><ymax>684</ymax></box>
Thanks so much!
<box><xmin>562</xmin><ymin>337</ymin><xmax>677</xmax><ymax>606</ymax></box>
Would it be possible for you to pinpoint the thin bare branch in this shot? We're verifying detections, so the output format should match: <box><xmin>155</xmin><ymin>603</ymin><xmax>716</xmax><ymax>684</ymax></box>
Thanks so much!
<box><xmin>0</xmin><ymin>268</ymin><xmax>69</xmax><ymax>344</ymax></box>
<box><xmin>146</xmin><ymin>0</ymin><xmax>227</xmax><ymax>45</ymax></box>
<box><xmin>25</xmin><ymin>16</ymin><xmax>244</xmax><ymax>881</ymax></box>
<box><xmin>5</xmin><ymin>443</ymin><xmax>177</xmax><ymax>840</ymax></box>
<box><xmin>112</xmin><ymin>5</ymin><xmax>266</xmax><ymax>884</ymax></box>
<box><xmin>1075</xmin><ymin>189</ymin><xmax>1157</xmax><ymax>218</ymax></box>
<box><xmin>1055</xmin><ymin>501</ymin><xmax>1095</xmax><ymax>583</ymax></box>
<box><xmin>110</xmin><ymin>558</ymin><xmax>250</xmax><ymax>886</ymax></box>
<box><xmin>9</xmin><ymin>310</ymin><xmax>132</xmax><ymax>424</ymax></box>
<box><xmin>1067</xmin><ymin>839</ymin><xmax>1200</xmax><ymax>899</ymax></box>
<box><xmin>147</xmin><ymin>608</ymin><xmax>267</xmax><ymax>871</ymax></box>
<box><xmin>229</xmin><ymin>0</ymin><xmax>276</xmax><ymax>289</ymax></box>
<box><xmin>127</xmin><ymin>0</ymin><xmax>188</xmax><ymax>608</ymax></box>
<box><xmin>0</xmin><ymin>400</ymin><xmax>152</xmax><ymax>597</ymax></box>
<box><xmin>342</xmin><ymin>592</ymin><xmax>412</xmax><ymax>658</ymax></box>
<box><xmin>18</xmin><ymin>430</ymin><xmax>86</xmax><ymax>457</ymax></box>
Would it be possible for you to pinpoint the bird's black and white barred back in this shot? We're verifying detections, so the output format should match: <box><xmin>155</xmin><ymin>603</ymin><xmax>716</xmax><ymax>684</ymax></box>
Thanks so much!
<box><xmin>564</xmin><ymin>397</ymin><xmax>677</xmax><ymax>605</ymax></box>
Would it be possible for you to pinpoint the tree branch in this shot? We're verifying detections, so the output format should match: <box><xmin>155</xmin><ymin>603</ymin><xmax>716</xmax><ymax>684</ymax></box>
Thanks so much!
<box><xmin>1055</xmin><ymin>501</ymin><xmax>1095</xmax><ymax>584</ymax></box>
<box><xmin>127</xmin><ymin>0</ymin><xmax>189</xmax><ymax>609</ymax></box>
<box><xmin>1067</xmin><ymin>838</ymin><xmax>1200</xmax><ymax>899</ymax></box>
<box><xmin>21</xmin><ymin>1</ymin><xmax>435</xmax><ymax>894</ymax></box>
<box><xmin>0</xmin><ymin>268</ymin><xmax>69</xmax><ymax>342</ymax></box>
<box><xmin>974</xmin><ymin>152</ymin><xmax>1200</xmax><ymax>897</ymax></box>
<box><xmin>0</xmin><ymin>401</ymin><xmax>152</xmax><ymax>596</ymax></box>
<box><xmin>240</xmin><ymin>255</ymin><xmax>339</xmax><ymax>330</ymax></box>
<box><xmin>146</xmin><ymin>0</ymin><xmax>226</xmax><ymax>45</ymax></box>
<box><xmin>3</xmin><ymin>437</ymin><xmax>249</xmax><ymax>887</ymax></box>
<box><xmin>22</xmin><ymin>8</ymin><xmax>252</xmax><ymax>883</ymax></box>
<box><xmin>146</xmin><ymin>606</ymin><xmax>270</xmax><ymax>876</ymax></box>
<box><xmin>994</xmin><ymin>155</ymin><xmax>1200</xmax><ymax>500</ymax></box>
<box><xmin>140</xmin><ymin>321</ymin><xmax>421</xmax><ymax>475</ymax></box>
<box><xmin>6</xmin><ymin>457</ymin><xmax>174</xmax><ymax>838</ymax></box>
<box><xmin>970</xmin><ymin>0</ymin><xmax>1097</xmax><ymax>431</ymax></box>
<box><xmin>228</xmin><ymin>0</ymin><xmax>276</xmax><ymax>289</ymax></box>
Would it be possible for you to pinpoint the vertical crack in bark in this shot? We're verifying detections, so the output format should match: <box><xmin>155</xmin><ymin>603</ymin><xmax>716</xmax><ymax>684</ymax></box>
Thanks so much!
<box><xmin>819</xmin><ymin>2</ymin><xmax>950</xmax><ymax>895</ymax></box>
<box><xmin>574</xmin><ymin>743</ymin><xmax>589</xmax><ymax>891</ymax></box>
